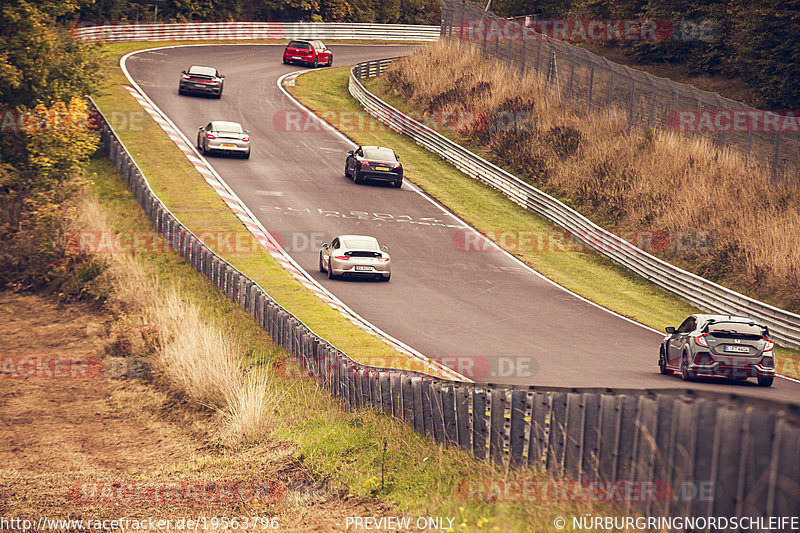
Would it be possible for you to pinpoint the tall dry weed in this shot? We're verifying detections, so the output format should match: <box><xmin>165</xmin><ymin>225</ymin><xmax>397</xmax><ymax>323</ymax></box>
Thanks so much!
<box><xmin>386</xmin><ymin>41</ymin><xmax>800</xmax><ymax>310</ymax></box>
<box><xmin>72</xmin><ymin>191</ymin><xmax>273</xmax><ymax>443</ymax></box>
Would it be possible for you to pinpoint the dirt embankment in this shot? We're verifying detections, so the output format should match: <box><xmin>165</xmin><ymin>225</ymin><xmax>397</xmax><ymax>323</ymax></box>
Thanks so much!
<box><xmin>0</xmin><ymin>291</ymin><xmax>392</xmax><ymax>532</ymax></box>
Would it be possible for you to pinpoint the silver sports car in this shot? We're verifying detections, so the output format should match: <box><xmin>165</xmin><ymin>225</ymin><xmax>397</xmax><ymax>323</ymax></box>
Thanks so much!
<box><xmin>319</xmin><ymin>235</ymin><xmax>391</xmax><ymax>281</ymax></box>
<box><xmin>179</xmin><ymin>65</ymin><xmax>224</xmax><ymax>98</ymax></box>
<box><xmin>197</xmin><ymin>121</ymin><xmax>251</xmax><ymax>158</ymax></box>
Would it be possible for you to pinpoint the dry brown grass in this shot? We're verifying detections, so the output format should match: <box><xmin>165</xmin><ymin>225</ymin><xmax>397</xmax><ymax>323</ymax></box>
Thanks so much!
<box><xmin>386</xmin><ymin>40</ymin><xmax>800</xmax><ymax>312</ymax></box>
<box><xmin>70</xmin><ymin>190</ymin><xmax>274</xmax><ymax>444</ymax></box>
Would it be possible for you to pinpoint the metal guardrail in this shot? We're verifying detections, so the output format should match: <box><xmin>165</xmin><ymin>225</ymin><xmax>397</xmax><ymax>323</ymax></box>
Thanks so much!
<box><xmin>72</xmin><ymin>22</ymin><xmax>440</xmax><ymax>43</ymax></box>
<box><xmin>91</xmin><ymin>59</ymin><xmax>800</xmax><ymax>519</ymax></box>
<box><xmin>349</xmin><ymin>58</ymin><xmax>800</xmax><ymax>351</ymax></box>
<box><xmin>437</xmin><ymin>1</ymin><xmax>799</xmax><ymax>181</ymax></box>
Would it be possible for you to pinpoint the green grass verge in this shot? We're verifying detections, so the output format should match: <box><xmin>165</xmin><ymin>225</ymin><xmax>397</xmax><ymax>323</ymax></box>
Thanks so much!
<box><xmin>92</xmin><ymin>41</ymin><xmax>443</xmax><ymax>374</ymax></box>
<box><xmin>287</xmin><ymin>66</ymin><xmax>800</xmax><ymax>380</ymax></box>
<box><xmin>89</xmin><ymin>153</ymin><xmax>630</xmax><ymax>531</ymax></box>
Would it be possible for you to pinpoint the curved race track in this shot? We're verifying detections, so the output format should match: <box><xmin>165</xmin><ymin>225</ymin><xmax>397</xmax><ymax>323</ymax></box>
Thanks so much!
<box><xmin>125</xmin><ymin>44</ymin><xmax>800</xmax><ymax>401</ymax></box>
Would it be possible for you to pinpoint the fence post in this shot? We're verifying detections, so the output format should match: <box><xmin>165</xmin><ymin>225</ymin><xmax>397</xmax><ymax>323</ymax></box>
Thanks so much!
<box><xmin>607</xmin><ymin>64</ymin><xmax>615</xmax><ymax>107</ymax></box>
<box><xmin>563</xmin><ymin>393</ymin><xmax>584</xmax><ymax>477</ymax></box>
<box><xmin>740</xmin><ymin>411</ymin><xmax>778</xmax><ymax>520</ymax></box>
<box><xmin>580</xmin><ymin>393</ymin><xmax>601</xmax><ymax>481</ymax></box>
<box><xmin>508</xmin><ymin>390</ymin><xmax>530</xmax><ymax>466</ymax></box>
<box><xmin>772</xmin><ymin>128</ymin><xmax>782</xmax><ymax>181</ymax></box>
<box><xmin>567</xmin><ymin>49</ymin><xmax>576</xmax><ymax>100</ymax></box>
<box><xmin>441</xmin><ymin>384</ymin><xmax>458</xmax><ymax>446</ymax></box>
<box><xmin>648</xmin><ymin>76</ymin><xmax>657</xmax><ymax>128</ymax></box>
<box><xmin>472</xmin><ymin>387</ymin><xmax>488</xmax><ymax>460</ymax></box>
<box><xmin>627</xmin><ymin>73</ymin><xmax>636</xmax><ymax>134</ymax></box>
<box><xmin>535</xmin><ymin>34</ymin><xmax>542</xmax><ymax>72</ymax></box>
<box><xmin>547</xmin><ymin>392</ymin><xmax>567</xmax><ymax>475</ymax></box>
<box><xmin>455</xmin><ymin>385</ymin><xmax>472</xmax><ymax>450</ymax></box>
<box><xmin>488</xmin><ymin>387</ymin><xmax>506</xmax><ymax>464</ymax></box>
<box><xmin>528</xmin><ymin>392</ymin><xmax>550</xmax><ymax>469</ymax></box>
<box><xmin>772</xmin><ymin>421</ymin><xmax>800</xmax><ymax>518</ymax></box>
<box><xmin>390</xmin><ymin>372</ymin><xmax>402</xmax><ymax>418</ymax></box>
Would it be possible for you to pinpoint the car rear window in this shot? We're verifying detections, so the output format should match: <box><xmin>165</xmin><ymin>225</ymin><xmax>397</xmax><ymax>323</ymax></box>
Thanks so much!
<box><xmin>362</xmin><ymin>147</ymin><xmax>396</xmax><ymax>160</ymax></box>
<box><xmin>188</xmin><ymin>66</ymin><xmax>217</xmax><ymax>76</ymax></box>
<box><xmin>707</xmin><ymin>322</ymin><xmax>766</xmax><ymax>338</ymax></box>
<box><xmin>212</xmin><ymin>122</ymin><xmax>243</xmax><ymax>133</ymax></box>
<box><xmin>343</xmin><ymin>239</ymin><xmax>378</xmax><ymax>250</ymax></box>
<box><xmin>288</xmin><ymin>41</ymin><xmax>311</xmax><ymax>49</ymax></box>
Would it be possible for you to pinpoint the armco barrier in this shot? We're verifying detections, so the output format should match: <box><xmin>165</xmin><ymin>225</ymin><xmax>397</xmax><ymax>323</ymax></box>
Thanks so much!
<box><xmin>349</xmin><ymin>58</ymin><xmax>800</xmax><ymax>351</ymax></box>
<box><xmin>72</xmin><ymin>22</ymin><xmax>440</xmax><ymax>43</ymax></box>
<box><xmin>92</xmin><ymin>87</ymin><xmax>800</xmax><ymax>518</ymax></box>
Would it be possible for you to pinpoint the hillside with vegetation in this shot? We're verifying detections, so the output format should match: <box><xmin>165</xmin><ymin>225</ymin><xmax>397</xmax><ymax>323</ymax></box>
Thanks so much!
<box><xmin>493</xmin><ymin>0</ymin><xmax>800</xmax><ymax>110</ymax></box>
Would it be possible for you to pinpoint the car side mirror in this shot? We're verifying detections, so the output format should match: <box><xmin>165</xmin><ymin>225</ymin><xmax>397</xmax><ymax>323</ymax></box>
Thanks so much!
<box><xmin>182</xmin><ymin>70</ymin><xmax>187</xmax><ymax>74</ymax></box>
<box><xmin>321</xmin><ymin>243</ymin><xmax>329</xmax><ymax>249</ymax></box>
<box><xmin>347</xmin><ymin>150</ymin><xmax>354</xmax><ymax>156</ymax></box>
<box><xmin>198</xmin><ymin>127</ymin><xmax>204</xmax><ymax>130</ymax></box>
<box><xmin>396</xmin><ymin>155</ymin><xmax>401</xmax><ymax>161</ymax></box>
<box><xmin>665</xmin><ymin>326</ymin><xmax>676</xmax><ymax>334</ymax></box>
<box><xmin>381</xmin><ymin>246</ymin><xmax>388</xmax><ymax>252</ymax></box>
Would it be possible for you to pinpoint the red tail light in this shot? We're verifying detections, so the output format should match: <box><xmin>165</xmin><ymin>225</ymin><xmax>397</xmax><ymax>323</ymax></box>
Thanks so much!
<box><xmin>379</xmin><ymin>257</ymin><xmax>390</xmax><ymax>262</ymax></box>
<box><xmin>694</xmin><ymin>353</ymin><xmax>713</xmax><ymax>365</ymax></box>
<box><xmin>695</xmin><ymin>333</ymin><xmax>709</xmax><ymax>348</ymax></box>
<box><xmin>358</xmin><ymin>161</ymin><xmax>370</xmax><ymax>166</ymax></box>
<box><xmin>394</xmin><ymin>162</ymin><xmax>402</xmax><ymax>169</ymax></box>
<box><xmin>763</xmin><ymin>337</ymin><xmax>774</xmax><ymax>351</ymax></box>
<box><xmin>334</xmin><ymin>255</ymin><xmax>350</xmax><ymax>260</ymax></box>
<box><xmin>206</xmin><ymin>133</ymin><xmax>216</xmax><ymax>139</ymax></box>
<box><xmin>242</xmin><ymin>136</ymin><xmax>250</xmax><ymax>142</ymax></box>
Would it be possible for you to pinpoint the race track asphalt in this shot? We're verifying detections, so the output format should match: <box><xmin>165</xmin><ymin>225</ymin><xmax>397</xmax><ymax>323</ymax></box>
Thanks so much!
<box><xmin>124</xmin><ymin>44</ymin><xmax>800</xmax><ymax>402</ymax></box>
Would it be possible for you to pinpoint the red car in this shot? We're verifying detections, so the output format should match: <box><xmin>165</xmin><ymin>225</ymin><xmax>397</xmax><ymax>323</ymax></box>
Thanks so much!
<box><xmin>282</xmin><ymin>40</ymin><xmax>333</xmax><ymax>67</ymax></box>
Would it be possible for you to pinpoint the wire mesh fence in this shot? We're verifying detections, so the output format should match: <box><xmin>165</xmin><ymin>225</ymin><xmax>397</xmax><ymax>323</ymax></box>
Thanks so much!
<box><xmin>438</xmin><ymin>1</ymin><xmax>799</xmax><ymax>181</ymax></box>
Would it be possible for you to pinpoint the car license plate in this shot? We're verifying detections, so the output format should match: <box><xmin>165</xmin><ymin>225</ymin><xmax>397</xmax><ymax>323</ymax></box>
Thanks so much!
<box><xmin>374</xmin><ymin>166</ymin><xmax>390</xmax><ymax>171</ymax></box>
<box><xmin>355</xmin><ymin>266</ymin><xmax>373</xmax><ymax>271</ymax></box>
<box><xmin>221</xmin><ymin>143</ymin><xmax>236</xmax><ymax>148</ymax></box>
<box><xmin>293</xmin><ymin>56</ymin><xmax>302</xmax><ymax>60</ymax></box>
<box><xmin>724</xmin><ymin>345</ymin><xmax>750</xmax><ymax>353</ymax></box>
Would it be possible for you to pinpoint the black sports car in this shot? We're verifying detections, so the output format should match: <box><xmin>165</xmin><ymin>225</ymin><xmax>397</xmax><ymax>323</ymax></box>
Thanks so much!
<box><xmin>344</xmin><ymin>146</ymin><xmax>403</xmax><ymax>188</ymax></box>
